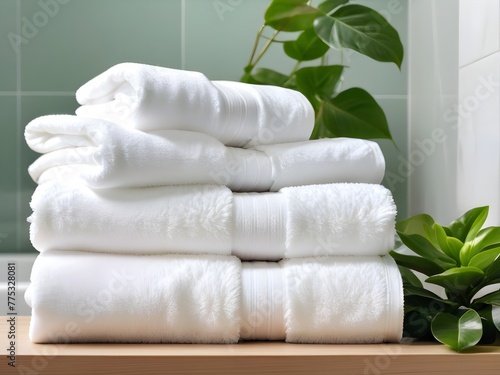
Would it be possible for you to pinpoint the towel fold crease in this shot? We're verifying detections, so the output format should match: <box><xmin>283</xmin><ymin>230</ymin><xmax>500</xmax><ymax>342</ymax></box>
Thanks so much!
<box><xmin>75</xmin><ymin>62</ymin><xmax>315</xmax><ymax>147</ymax></box>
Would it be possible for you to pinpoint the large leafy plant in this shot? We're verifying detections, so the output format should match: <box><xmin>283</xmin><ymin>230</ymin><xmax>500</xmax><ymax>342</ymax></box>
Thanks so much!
<box><xmin>241</xmin><ymin>0</ymin><xmax>404</xmax><ymax>140</ymax></box>
<box><xmin>391</xmin><ymin>206</ymin><xmax>500</xmax><ymax>351</ymax></box>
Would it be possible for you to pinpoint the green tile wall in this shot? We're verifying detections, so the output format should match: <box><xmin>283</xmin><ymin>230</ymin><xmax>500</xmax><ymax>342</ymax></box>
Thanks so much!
<box><xmin>0</xmin><ymin>0</ymin><xmax>409</xmax><ymax>253</ymax></box>
<box><xmin>0</xmin><ymin>97</ymin><xmax>18</xmax><ymax>252</ymax></box>
<box><xmin>0</xmin><ymin>0</ymin><xmax>18</xmax><ymax>91</ymax></box>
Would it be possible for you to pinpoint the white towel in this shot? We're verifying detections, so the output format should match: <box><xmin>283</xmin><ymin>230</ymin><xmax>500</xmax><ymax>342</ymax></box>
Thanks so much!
<box><xmin>28</xmin><ymin>182</ymin><xmax>396</xmax><ymax>259</ymax></box>
<box><xmin>25</xmin><ymin>115</ymin><xmax>385</xmax><ymax>191</ymax></box>
<box><xmin>25</xmin><ymin>251</ymin><xmax>403</xmax><ymax>344</ymax></box>
<box><xmin>282</xmin><ymin>256</ymin><xmax>403</xmax><ymax>344</ymax></box>
<box><xmin>25</xmin><ymin>251</ymin><xmax>242</xmax><ymax>344</ymax></box>
<box><xmin>75</xmin><ymin>62</ymin><xmax>314</xmax><ymax>147</ymax></box>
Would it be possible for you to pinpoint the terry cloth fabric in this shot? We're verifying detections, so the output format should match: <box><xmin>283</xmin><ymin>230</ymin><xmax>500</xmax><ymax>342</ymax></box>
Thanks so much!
<box><xmin>26</xmin><ymin>251</ymin><xmax>403</xmax><ymax>344</ymax></box>
<box><xmin>281</xmin><ymin>255</ymin><xmax>403</xmax><ymax>344</ymax></box>
<box><xmin>75</xmin><ymin>62</ymin><xmax>314</xmax><ymax>147</ymax></box>
<box><xmin>25</xmin><ymin>251</ymin><xmax>242</xmax><ymax>344</ymax></box>
<box><xmin>25</xmin><ymin>115</ymin><xmax>385</xmax><ymax>191</ymax></box>
<box><xmin>28</xmin><ymin>182</ymin><xmax>396</xmax><ymax>259</ymax></box>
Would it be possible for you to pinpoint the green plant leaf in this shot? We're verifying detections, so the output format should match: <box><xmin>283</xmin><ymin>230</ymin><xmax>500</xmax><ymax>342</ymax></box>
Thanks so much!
<box><xmin>398</xmin><ymin>266</ymin><xmax>422</xmax><ymax>288</ymax></box>
<box><xmin>318</xmin><ymin>0</ymin><xmax>348</xmax><ymax>14</ymax></box>
<box><xmin>265</xmin><ymin>0</ymin><xmax>323</xmax><ymax>32</ymax></box>
<box><xmin>469</xmin><ymin>247</ymin><xmax>500</xmax><ymax>271</ymax></box>
<box><xmin>404</xmin><ymin>285</ymin><xmax>459</xmax><ymax>308</ymax></box>
<box><xmin>251</xmin><ymin>68</ymin><xmax>290</xmax><ymax>86</ymax></box>
<box><xmin>240</xmin><ymin>72</ymin><xmax>260</xmax><ymax>84</ymax></box>
<box><xmin>314</xmin><ymin>5</ymin><xmax>404</xmax><ymax>68</ymax></box>
<box><xmin>390</xmin><ymin>250</ymin><xmax>445</xmax><ymax>276</ymax></box>
<box><xmin>321</xmin><ymin>87</ymin><xmax>392</xmax><ymax>140</ymax></box>
<box><xmin>444</xmin><ymin>206</ymin><xmax>489</xmax><ymax>243</ymax></box>
<box><xmin>486</xmin><ymin>254</ymin><xmax>500</xmax><ymax>280</ymax></box>
<box><xmin>397</xmin><ymin>213</ymin><xmax>436</xmax><ymax>236</ymax></box>
<box><xmin>426</xmin><ymin>267</ymin><xmax>484</xmax><ymax>296</ymax></box>
<box><xmin>294</xmin><ymin>65</ymin><xmax>343</xmax><ymax>104</ymax></box>
<box><xmin>397</xmin><ymin>233</ymin><xmax>457</xmax><ymax>270</ymax></box>
<box><xmin>459</xmin><ymin>242</ymin><xmax>480</xmax><ymax>267</ymax></box>
<box><xmin>461</xmin><ymin>226</ymin><xmax>500</xmax><ymax>266</ymax></box>
<box><xmin>492</xmin><ymin>306</ymin><xmax>500</xmax><ymax>332</ymax></box>
<box><xmin>472</xmin><ymin>227</ymin><xmax>500</xmax><ymax>252</ymax></box>
<box><xmin>431</xmin><ymin>310</ymin><xmax>483</xmax><ymax>351</ymax></box>
<box><xmin>479</xmin><ymin>317</ymin><xmax>498</xmax><ymax>344</ymax></box>
<box><xmin>433</xmin><ymin>223</ymin><xmax>463</xmax><ymax>263</ymax></box>
<box><xmin>474</xmin><ymin>290</ymin><xmax>500</xmax><ymax>306</ymax></box>
<box><xmin>403</xmin><ymin>308</ymin><xmax>434</xmax><ymax>340</ymax></box>
<box><xmin>284</xmin><ymin>28</ymin><xmax>330</xmax><ymax>61</ymax></box>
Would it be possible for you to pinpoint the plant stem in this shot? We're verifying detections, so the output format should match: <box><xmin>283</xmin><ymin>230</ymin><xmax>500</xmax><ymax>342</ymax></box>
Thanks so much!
<box><xmin>248</xmin><ymin>29</ymin><xmax>280</xmax><ymax>72</ymax></box>
<box><xmin>310</xmin><ymin>103</ymin><xmax>324</xmax><ymax>139</ymax></box>
<box><xmin>246</xmin><ymin>25</ymin><xmax>265</xmax><ymax>69</ymax></box>
<box><xmin>290</xmin><ymin>61</ymin><xmax>301</xmax><ymax>75</ymax></box>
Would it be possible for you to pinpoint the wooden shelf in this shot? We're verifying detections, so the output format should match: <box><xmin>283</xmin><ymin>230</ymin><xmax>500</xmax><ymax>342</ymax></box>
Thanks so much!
<box><xmin>2</xmin><ymin>317</ymin><xmax>500</xmax><ymax>374</ymax></box>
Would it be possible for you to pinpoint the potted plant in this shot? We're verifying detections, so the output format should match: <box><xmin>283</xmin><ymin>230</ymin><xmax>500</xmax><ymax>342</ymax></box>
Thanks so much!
<box><xmin>241</xmin><ymin>0</ymin><xmax>404</xmax><ymax>141</ymax></box>
<box><xmin>392</xmin><ymin>206</ymin><xmax>500</xmax><ymax>351</ymax></box>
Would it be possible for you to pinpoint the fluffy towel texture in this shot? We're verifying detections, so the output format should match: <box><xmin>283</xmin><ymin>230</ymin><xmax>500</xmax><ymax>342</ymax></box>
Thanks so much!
<box><xmin>282</xmin><ymin>183</ymin><xmax>396</xmax><ymax>257</ymax></box>
<box><xmin>282</xmin><ymin>255</ymin><xmax>403</xmax><ymax>343</ymax></box>
<box><xmin>29</xmin><ymin>182</ymin><xmax>396</xmax><ymax>258</ymax></box>
<box><xmin>75</xmin><ymin>62</ymin><xmax>314</xmax><ymax>147</ymax></box>
<box><xmin>25</xmin><ymin>252</ymin><xmax>403</xmax><ymax>343</ymax></box>
<box><xmin>29</xmin><ymin>182</ymin><xmax>233</xmax><ymax>255</ymax></box>
<box><xmin>25</xmin><ymin>251</ymin><xmax>241</xmax><ymax>343</ymax></box>
<box><xmin>25</xmin><ymin>115</ymin><xmax>385</xmax><ymax>191</ymax></box>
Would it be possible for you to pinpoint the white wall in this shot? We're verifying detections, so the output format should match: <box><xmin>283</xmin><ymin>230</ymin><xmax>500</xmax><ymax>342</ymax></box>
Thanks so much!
<box><xmin>408</xmin><ymin>0</ymin><xmax>500</xmax><ymax>225</ymax></box>
<box><xmin>408</xmin><ymin>0</ymin><xmax>459</xmax><ymax>223</ymax></box>
<box><xmin>457</xmin><ymin>0</ymin><xmax>500</xmax><ymax>226</ymax></box>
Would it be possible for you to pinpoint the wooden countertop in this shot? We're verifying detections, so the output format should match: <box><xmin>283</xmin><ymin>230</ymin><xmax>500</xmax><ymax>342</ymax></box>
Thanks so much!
<box><xmin>2</xmin><ymin>317</ymin><xmax>500</xmax><ymax>374</ymax></box>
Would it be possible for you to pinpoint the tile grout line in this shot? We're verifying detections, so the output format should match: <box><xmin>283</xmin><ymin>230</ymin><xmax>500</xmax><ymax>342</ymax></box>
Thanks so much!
<box><xmin>0</xmin><ymin>91</ymin><xmax>76</xmax><ymax>96</ymax></box>
<box><xmin>406</xmin><ymin>1</ymin><xmax>412</xmax><ymax>219</ymax></box>
<box><xmin>181</xmin><ymin>0</ymin><xmax>186</xmax><ymax>70</ymax></box>
<box><xmin>16</xmin><ymin>0</ymin><xmax>22</xmax><ymax>252</ymax></box>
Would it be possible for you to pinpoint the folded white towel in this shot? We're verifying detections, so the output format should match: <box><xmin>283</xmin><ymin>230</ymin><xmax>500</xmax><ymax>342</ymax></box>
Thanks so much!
<box><xmin>25</xmin><ymin>115</ymin><xmax>385</xmax><ymax>191</ymax></box>
<box><xmin>25</xmin><ymin>251</ymin><xmax>241</xmax><ymax>343</ymax></box>
<box><xmin>28</xmin><ymin>182</ymin><xmax>396</xmax><ymax>259</ymax></box>
<box><xmin>75</xmin><ymin>62</ymin><xmax>314</xmax><ymax>147</ymax></box>
<box><xmin>25</xmin><ymin>251</ymin><xmax>403</xmax><ymax>344</ymax></box>
<box><xmin>282</xmin><ymin>256</ymin><xmax>403</xmax><ymax>344</ymax></box>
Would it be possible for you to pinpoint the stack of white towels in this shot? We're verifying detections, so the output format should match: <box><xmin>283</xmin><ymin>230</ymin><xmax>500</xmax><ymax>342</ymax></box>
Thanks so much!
<box><xmin>24</xmin><ymin>63</ymin><xmax>403</xmax><ymax>344</ymax></box>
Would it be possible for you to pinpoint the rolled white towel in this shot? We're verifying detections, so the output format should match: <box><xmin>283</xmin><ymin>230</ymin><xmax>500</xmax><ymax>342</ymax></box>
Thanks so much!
<box><xmin>25</xmin><ymin>251</ymin><xmax>403</xmax><ymax>344</ymax></box>
<box><xmin>28</xmin><ymin>182</ymin><xmax>396</xmax><ymax>259</ymax></box>
<box><xmin>25</xmin><ymin>115</ymin><xmax>385</xmax><ymax>191</ymax></box>
<box><xmin>75</xmin><ymin>62</ymin><xmax>314</xmax><ymax>147</ymax></box>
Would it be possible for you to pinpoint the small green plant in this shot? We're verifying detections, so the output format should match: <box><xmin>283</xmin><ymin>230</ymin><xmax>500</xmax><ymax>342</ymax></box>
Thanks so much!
<box><xmin>391</xmin><ymin>206</ymin><xmax>500</xmax><ymax>351</ymax></box>
<box><xmin>241</xmin><ymin>0</ymin><xmax>404</xmax><ymax>141</ymax></box>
